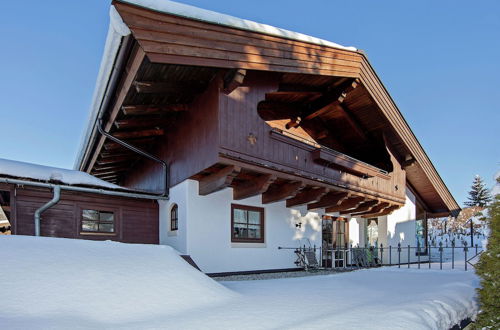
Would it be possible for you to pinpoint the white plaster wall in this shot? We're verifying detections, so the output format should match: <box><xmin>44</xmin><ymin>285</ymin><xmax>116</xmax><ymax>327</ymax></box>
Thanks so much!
<box><xmin>158</xmin><ymin>181</ymin><xmax>188</xmax><ymax>254</ymax></box>
<box><xmin>348</xmin><ymin>218</ymin><xmax>360</xmax><ymax>246</ymax></box>
<box><xmin>183</xmin><ymin>180</ymin><xmax>322</xmax><ymax>273</ymax></box>
<box><xmin>350</xmin><ymin>189</ymin><xmax>430</xmax><ymax>264</ymax></box>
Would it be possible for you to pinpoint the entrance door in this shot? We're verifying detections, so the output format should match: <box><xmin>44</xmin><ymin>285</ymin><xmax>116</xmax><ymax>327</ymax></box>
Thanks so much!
<box><xmin>322</xmin><ymin>216</ymin><xmax>349</xmax><ymax>267</ymax></box>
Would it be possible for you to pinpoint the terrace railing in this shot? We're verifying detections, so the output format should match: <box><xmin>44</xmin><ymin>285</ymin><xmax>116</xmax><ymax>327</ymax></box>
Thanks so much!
<box><xmin>278</xmin><ymin>241</ymin><xmax>483</xmax><ymax>271</ymax></box>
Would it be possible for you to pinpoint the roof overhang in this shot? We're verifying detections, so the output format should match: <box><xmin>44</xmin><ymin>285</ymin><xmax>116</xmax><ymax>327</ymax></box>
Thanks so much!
<box><xmin>75</xmin><ymin>0</ymin><xmax>460</xmax><ymax>215</ymax></box>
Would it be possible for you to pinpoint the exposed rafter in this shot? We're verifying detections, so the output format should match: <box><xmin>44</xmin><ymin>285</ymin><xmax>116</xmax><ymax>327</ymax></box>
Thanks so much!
<box><xmin>307</xmin><ymin>192</ymin><xmax>349</xmax><ymax>210</ymax></box>
<box><xmin>133</xmin><ymin>81</ymin><xmax>206</xmax><ymax>94</ymax></box>
<box><xmin>341</xmin><ymin>200</ymin><xmax>378</xmax><ymax>215</ymax></box>
<box><xmin>352</xmin><ymin>202</ymin><xmax>390</xmax><ymax>216</ymax></box>
<box><xmin>233</xmin><ymin>174</ymin><xmax>277</xmax><ymax>200</ymax></box>
<box><xmin>262</xmin><ymin>181</ymin><xmax>305</xmax><ymax>204</ymax></box>
<box><xmin>198</xmin><ymin>165</ymin><xmax>241</xmax><ymax>196</ymax></box>
<box><xmin>223</xmin><ymin>69</ymin><xmax>246</xmax><ymax>94</ymax></box>
<box><xmin>286</xmin><ymin>187</ymin><xmax>328</xmax><ymax>208</ymax></box>
<box><xmin>325</xmin><ymin>196</ymin><xmax>364</xmax><ymax>213</ymax></box>
<box><xmin>121</xmin><ymin>104</ymin><xmax>188</xmax><ymax>116</ymax></box>
<box><xmin>112</xmin><ymin>129</ymin><xmax>164</xmax><ymax>140</ymax></box>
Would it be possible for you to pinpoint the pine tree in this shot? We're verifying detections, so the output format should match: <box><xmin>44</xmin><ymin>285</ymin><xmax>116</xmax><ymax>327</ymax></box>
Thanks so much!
<box><xmin>465</xmin><ymin>175</ymin><xmax>492</xmax><ymax>207</ymax></box>
<box><xmin>474</xmin><ymin>191</ymin><xmax>500</xmax><ymax>328</ymax></box>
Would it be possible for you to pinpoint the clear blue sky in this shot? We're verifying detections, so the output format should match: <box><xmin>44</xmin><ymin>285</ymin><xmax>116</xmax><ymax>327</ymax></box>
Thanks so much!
<box><xmin>0</xmin><ymin>0</ymin><xmax>498</xmax><ymax>206</ymax></box>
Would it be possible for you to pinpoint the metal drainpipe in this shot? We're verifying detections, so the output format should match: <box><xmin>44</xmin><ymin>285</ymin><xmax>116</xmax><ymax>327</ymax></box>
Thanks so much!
<box><xmin>34</xmin><ymin>186</ymin><xmax>61</xmax><ymax>236</ymax></box>
<box><xmin>97</xmin><ymin>118</ymin><xmax>169</xmax><ymax>198</ymax></box>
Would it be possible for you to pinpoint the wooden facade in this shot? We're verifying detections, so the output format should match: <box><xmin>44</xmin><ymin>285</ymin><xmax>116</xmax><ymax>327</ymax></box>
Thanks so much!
<box><xmin>77</xmin><ymin>1</ymin><xmax>460</xmax><ymax>218</ymax></box>
<box><xmin>0</xmin><ymin>183</ymin><xmax>158</xmax><ymax>244</ymax></box>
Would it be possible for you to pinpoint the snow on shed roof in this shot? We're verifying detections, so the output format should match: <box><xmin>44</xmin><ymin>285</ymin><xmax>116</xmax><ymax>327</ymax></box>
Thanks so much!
<box><xmin>121</xmin><ymin>0</ymin><xmax>357</xmax><ymax>51</ymax></box>
<box><xmin>0</xmin><ymin>158</ymin><xmax>121</xmax><ymax>189</ymax></box>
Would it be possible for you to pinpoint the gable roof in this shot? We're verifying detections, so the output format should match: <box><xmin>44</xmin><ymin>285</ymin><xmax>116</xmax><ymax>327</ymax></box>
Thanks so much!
<box><xmin>75</xmin><ymin>0</ymin><xmax>460</xmax><ymax>215</ymax></box>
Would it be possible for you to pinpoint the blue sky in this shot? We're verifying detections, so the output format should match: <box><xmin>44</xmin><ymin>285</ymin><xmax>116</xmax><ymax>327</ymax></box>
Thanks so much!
<box><xmin>0</xmin><ymin>0</ymin><xmax>498</xmax><ymax>205</ymax></box>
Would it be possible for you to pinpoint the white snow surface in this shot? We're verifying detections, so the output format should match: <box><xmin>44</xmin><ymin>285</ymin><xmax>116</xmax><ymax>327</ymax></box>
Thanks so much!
<box><xmin>0</xmin><ymin>158</ymin><xmax>121</xmax><ymax>189</ymax></box>
<box><xmin>1</xmin><ymin>236</ymin><xmax>478</xmax><ymax>329</ymax></box>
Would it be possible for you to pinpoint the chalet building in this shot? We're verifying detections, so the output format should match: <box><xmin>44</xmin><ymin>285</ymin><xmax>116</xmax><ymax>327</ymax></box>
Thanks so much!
<box><xmin>5</xmin><ymin>0</ymin><xmax>460</xmax><ymax>274</ymax></box>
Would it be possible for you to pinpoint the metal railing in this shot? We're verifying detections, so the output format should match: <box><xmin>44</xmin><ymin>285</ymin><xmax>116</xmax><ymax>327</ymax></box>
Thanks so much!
<box><xmin>279</xmin><ymin>241</ymin><xmax>483</xmax><ymax>271</ymax></box>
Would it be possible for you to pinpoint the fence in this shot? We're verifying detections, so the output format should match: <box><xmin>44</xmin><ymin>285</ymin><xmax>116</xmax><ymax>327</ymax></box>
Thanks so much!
<box><xmin>279</xmin><ymin>241</ymin><xmax>483</xmax><ymax>271</ymax></box>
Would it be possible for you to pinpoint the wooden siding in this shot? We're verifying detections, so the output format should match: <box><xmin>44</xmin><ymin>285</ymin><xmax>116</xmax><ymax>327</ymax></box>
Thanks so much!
<box><xmin>12</xmin><ymin>186</ymin><xmax>158</xmax><ymax>244</ymax></box>
<box><xmin>218</xmin><ymin>73</ymin><xmax>406</xmax><ymax>204</ymax></box>
<box><xmin>114</xmin><ymin>1</ymin><xmax>363</xmax><ymax>78</ymax></box>
<box><xmin>122</xmin><ymin>74</ymin><xmax>221</xmax><ymax>190</ymax></box>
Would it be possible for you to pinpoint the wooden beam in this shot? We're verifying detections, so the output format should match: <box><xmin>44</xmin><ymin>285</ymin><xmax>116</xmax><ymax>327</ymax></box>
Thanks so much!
<box><xmin>133</xmin><ymin>81</ymin><xmax>206</xmax><ymax>94</ymax></box>
<box><xmin>262</xmin><ymin>181</ymin><xmax>305</xmax><ymax>204</ymax></box>
<box><xmin>257</xmin><ymin>101</ymin><xmax>301</xmax><ymax>121</ymax></box>
<box><xmin>352</xmin><ymin>202</ymin><xmax>390</xmax><ymax>216</ymax></box>
<box><xmin>114</xmin><ymin>118</ymin><xmax>170</xmax><ymax>130</ymax></box>
<box><xmin>307</xmin><ymin>192</ymin><xmax>349</xmax><ymax>210</ymax></box>
<box><xmin>286</xmin><ymin>187</ymin><xmax>328</xmax><ymax>208</ymax></box>
<box><xmin>104</xmin><ymin>138</ymin><xmax>155</xmax><ymax>151</ymax></box>
<box><xmin>302</xmin><ymin>78</ymin><xmax>359</xmax><ymax>121</ymax></box>
<box><xmin>112</xmin><ymin>129</ymin><xmax>164</xmax><ymax>139</ymax></box>
<box><xmin>325</xmin><ymin>196</ymin><xmax>364</xmax><ymax>213</ymax></box>
<box><xmin>198</xmin><ymin>165</ymin><xmax>241</xmax><ymax>195</ymax></box>
<box><xmin>121</xmin><ymin>104</ymin><xmax>188</xmax><ymax>116</ymax></box>
<box><xmin>233</xmin><ymin>174</ymin><xmax>277</xmax><ymax>200</ymax></box>
<box><xmin>92</xmin><ymin>168</ymin><xmax>127</xmax><ymax>176</ymax></box>
<box><xmin>223</xmin><ymin>69</ymin><xmax>246</xmax><ymax>94</ymax></box>
<box><xmin>358</xmin><ymin>204</ymin><xmax>400</xmax><ymax>218</ymax></box>
<box><xmin>96</xmin><ymin>155</ymin><xmax>134</xmax><ymax>165</ymax></box>
<box><xmin>341</xmin><ymin>200</ymin><xmax>378</xmax><ymax>214</ymax></box>
<box><xmin>85</xmin><ymin>45</ymin><xmax>146</xmax><ymax>173</ymax></box>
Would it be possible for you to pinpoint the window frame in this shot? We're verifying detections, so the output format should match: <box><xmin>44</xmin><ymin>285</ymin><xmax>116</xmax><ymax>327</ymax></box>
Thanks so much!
<box><xmin>79</xmin><ymin>206</ymin><xmax>118</xmax><ymax>236</ymax></box>
<box><xmin>231</xmin><ymin>204</ymin><xmax>265</xmax><ymax>243</ymax></box>
<box><xmin>170</xmin><ymin>204</ymin><xmax>178</xmax><ymax>231</ymax></box>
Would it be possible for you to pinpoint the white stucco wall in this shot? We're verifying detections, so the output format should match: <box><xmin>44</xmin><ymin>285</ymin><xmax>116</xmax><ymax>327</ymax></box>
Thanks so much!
<box><xmin>161</xmin><ymin>180</ymin><xmax>323</xmax><ymax>273</ymax></box>
<box><xmin>159</xmin><ymin>181</ymin><xmax>188</xmax><ymax>254</ymax></box>
<box><xmin>160</xmin><ymin>180</ymin><xmax>429</xmax><ymax>272</ymax></box>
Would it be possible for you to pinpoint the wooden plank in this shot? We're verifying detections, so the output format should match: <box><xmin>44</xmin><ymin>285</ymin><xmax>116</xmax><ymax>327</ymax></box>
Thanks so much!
<box><xmin>307</xmin><ymin>192</ymin><xmax>349</xmax><ymax>210</ymax></box>
<box><xmin>103</xmin><ymin>138</ymin><xmax>155</xmax><ymax>151</ymax></box>
<box><xmin>223</xmin><ymin>69</ymin><xmax>246</xmax><ymax>95</ymax></box>
<box><xmin>133</xmin><ymin>81</ymin><xmax>206</xmax><ymax>94</ymax></box>
<box><xmin>325</xmin><ymin>196</ymin><xmax>364</xmax><ymax>213</ymax></box>
<box><xmin>352</xmin><ymin>202</ymin><xmax>390</xmax><ymax>216</ymax></box>
<box><xmin>198</xmin><ymin>165</ymin><xmax>241</xmax><ymax>195</ymax></box>
<box><xmin>86</xmin><ymin>45</ymin><xmax>146</xmax><ymax>173</ymax></box>
<box><xmin>96</xmin><ymin>155</ymin><xmax>134</xmax><ymax>165</ymax></box>
<box><xmin>114</xmin><ymin>118</ymin><xmax>169</xmax><ymax>129</ymax></box>
<box><xmin>112</xmin><ymin>128</ymin><xmax>164</xmax><ymax>139</ymax></box>
<box><xmin>233</xmin><ymin>174</ymin><xmax>277</xmax><ymax>200</ymax></box>
<box><xmin>286</xmin><ymin>187</ymin><xmax>328</xmax><ymax>208</ymax></box>
<box><xmin>341</xmin><ymin>200</ymin><xmax>378</xmax><ymax>214</ymax></box>
<box><xmin>262</xmin><ymin>181</ymin><xmax>305</xmax><ymax>204</ymax></box>
<box><xmin>121</xmin><ymin>104</ymin><xmax>188</xmax><ymax>116</ymax></box>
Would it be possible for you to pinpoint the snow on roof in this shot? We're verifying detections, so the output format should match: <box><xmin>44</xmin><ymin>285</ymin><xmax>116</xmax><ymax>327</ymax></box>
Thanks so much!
<box><xmin>0</xmin><ymin>158</ymin><xmax>121</xmax><ymax>189</ymax></box>
<box><xmin>74</xmin><ymin>1</ymin><xmax>356</xmax><ymax>169</ymax></box>
<box><xmin>122</xmin><ymin>0</ymin><xmax>357</xmax><ymax>51</ymax></box>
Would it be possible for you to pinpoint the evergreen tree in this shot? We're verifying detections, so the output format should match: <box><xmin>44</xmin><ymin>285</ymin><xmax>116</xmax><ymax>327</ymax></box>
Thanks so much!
<box><xmin>474</xmin><ymin>191</ymin><xmax>500</xmax><ymax>328</ymax></box>
<box><xmin>465</xmin><ymin>175</ymin><xmax>492</xmax><ymax>207</ymax></box>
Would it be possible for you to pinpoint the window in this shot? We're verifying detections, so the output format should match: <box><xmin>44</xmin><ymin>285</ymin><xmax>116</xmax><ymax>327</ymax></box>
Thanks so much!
<box><xmin>81</xmin><ymin>209</ymin><xmax>115</xmax><ymax>234</ymax></box>
<box><xmin>231</xmin><ymin>204</ymin><xmax>264</xmax><ymax>243</ymax></box>
<box><xmin>170</xmin><ymin>204</ymin><xmax>178</xmax><ymax>231</ymax></box>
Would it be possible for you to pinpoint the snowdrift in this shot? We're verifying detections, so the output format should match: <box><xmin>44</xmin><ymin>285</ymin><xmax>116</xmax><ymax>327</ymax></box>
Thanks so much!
<box><xmin>0</xmin><ymin>236</ymin><xmax>235</xmax><ymax>328</ymax></box>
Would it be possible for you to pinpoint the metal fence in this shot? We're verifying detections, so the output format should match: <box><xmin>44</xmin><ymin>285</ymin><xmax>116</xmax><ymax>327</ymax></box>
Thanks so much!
<box><xmin>279</xmin><ymin>241</ymin><xmax>483</xmax><ymax>271</ymax></box>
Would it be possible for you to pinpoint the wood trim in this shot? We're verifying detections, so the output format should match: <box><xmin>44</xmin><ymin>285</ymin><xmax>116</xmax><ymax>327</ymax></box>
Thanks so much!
<box><xmin>86</xmin><ymin>44</ymin><xmax>146</xmax><ymax>173</ymax></box>
<box><xmin>231</xmin><ymin>204</ymin><xmax>265</xmax><ymax>243</ymax></box>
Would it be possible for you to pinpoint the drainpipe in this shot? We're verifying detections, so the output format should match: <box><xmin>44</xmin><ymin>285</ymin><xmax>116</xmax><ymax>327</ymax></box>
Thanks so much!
<box><xmin>34</xmin><ymin>186</ymin><xmax>61</xmax><ymax>236</ymax></box>
<box><xmin>97</xmin><ymin>118</ymin><xmax>169</xmax><ymax>198</ymax></box>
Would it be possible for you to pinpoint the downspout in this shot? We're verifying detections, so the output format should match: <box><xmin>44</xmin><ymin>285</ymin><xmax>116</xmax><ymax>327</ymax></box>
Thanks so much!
<box><xmin>34</xmin><ymin>186</ymin><xmax>60</xmax><ymax>236</ymax></box>
<box><xmin>97</xmin><ymin>118</ymin><xmax>169</xmax><ymax>198</ymax></box>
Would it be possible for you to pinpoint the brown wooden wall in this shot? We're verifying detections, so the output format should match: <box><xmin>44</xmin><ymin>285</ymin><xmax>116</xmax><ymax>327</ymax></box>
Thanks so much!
<box><xmin>218</xmin><ymin>72</ymin><xmax>406</xmax><ymax>204</ymax></box>
<box><xmin>123</xmin><ymin>76</ymin><xmax>221</xmax><ymax>191</ymax></box>
<box><xmin>10</xmin><ymin>186</ymin><xmax>159</xmax><ymax>244</ymax></box>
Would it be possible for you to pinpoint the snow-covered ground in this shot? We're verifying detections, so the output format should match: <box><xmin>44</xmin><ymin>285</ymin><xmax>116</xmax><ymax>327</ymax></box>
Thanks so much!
<box><xmin>0</xmin><ymin>236</ymin><xmax>479</xmax><ymax>329</ymax></box>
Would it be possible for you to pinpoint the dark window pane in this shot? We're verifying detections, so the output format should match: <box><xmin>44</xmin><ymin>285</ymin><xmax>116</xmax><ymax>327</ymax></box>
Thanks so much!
<box><xmin>99</xmin><ymin>223</ymin><xmax>114</xmax><ymax>233</ymax></box>
<box><xmin>82</xmin><ymin>221</ymin><xmax>99</xmax><ymax>232</ymax></box>
<box><xmin>82</xmin><ymin>210</ymin><xmax>99</xmax><ymax>221</ymax></box>
<box><xmin>100</xmin><ymin>212</ymin><xmax>114</xmax><ymax>222</ymax></box>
